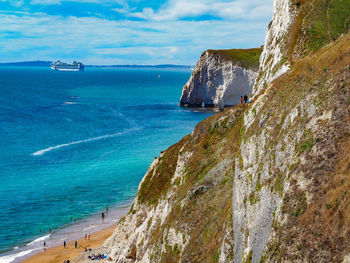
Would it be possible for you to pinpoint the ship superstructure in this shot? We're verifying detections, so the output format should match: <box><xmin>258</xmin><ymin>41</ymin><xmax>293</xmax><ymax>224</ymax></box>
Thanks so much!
<box><xmin>51</xmin><ymin>61</ymin><xmax>84</xmax><ymax>71</ymax></box>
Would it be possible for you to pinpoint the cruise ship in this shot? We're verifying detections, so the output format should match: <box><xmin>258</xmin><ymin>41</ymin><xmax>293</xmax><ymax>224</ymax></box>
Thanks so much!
<box><xmin>51</xmin><ymin>61</ymin><xmax>84</xmax><ymax>71</ymax></box>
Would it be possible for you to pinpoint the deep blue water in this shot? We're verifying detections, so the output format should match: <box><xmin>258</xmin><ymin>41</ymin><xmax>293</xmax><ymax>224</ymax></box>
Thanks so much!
<box><xmin>0</xmin><ymin>67</ymin><xmax>213</xmax><ymax>254</ymax></box>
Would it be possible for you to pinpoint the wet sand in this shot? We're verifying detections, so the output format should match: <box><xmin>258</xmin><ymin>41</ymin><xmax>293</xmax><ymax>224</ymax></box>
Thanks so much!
<box><xmin>23</xmin><ymin>225</ymin><xmax>115</xmax><ymax>263</ymax></box>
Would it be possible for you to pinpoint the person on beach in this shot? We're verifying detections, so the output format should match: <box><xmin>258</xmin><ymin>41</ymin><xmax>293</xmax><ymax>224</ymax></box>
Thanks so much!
<box><xmin>43</xmin><ymin>241</ymin><xmax>46</xmax><ymax>247</ymax></box>
<box><xmin>75</xmin><ymin>241</ymin><xmax>78</xmax><ymax>248</ymax></box>
<box><xmin>240</xmin><ymin>96</ymin><xmax>244</xmax><ymax>104</ymax></box>
<box><xmin>85</xmin><ymin>234</ymin><xmax>87</xmax><ymax>240</ymax></box>
<box><xmin>102</xmin><ymin>212</ymin><xmax>105</xmax><ymax>220</ymax></box>
<box><xmin>64</xmin><ymin>240</ymin><xmax>66</xmax><ymax>248</ymax></box>
<box><xmin>106</xmin><ymin>205</ymin><xmax>108</xmax><ymax>213</ymax></box>
<box><xmin>88</xmin><ymin>234</ymin><xmax>90</xmax><ymax>240</ymax></box>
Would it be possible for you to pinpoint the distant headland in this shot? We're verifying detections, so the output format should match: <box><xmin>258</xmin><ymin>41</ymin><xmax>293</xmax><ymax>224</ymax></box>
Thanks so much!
<box><xmin>0</xmin><ymin>61</ymin><xmax>191</xmax><ymax>69</ymax></box>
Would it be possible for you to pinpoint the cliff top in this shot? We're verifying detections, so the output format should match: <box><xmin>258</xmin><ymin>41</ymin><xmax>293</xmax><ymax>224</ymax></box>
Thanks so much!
<box><xmin>207</xmin><ymin>47</ymin><xmax>263</xmax><ymax>70</ymax></box>
<box><xmin>115</xmin><ymin>31</ymin><xmax>350</xmax><ymax>262</ymax></box>
<box><xmin>287</xmin><ymin>0</ymin><xmax>350</xmax><ymax>62</ymax></box>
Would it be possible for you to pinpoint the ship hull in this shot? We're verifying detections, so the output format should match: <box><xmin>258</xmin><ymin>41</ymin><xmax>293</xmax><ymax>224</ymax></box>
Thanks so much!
<box><xmin>51</xmin><ymin>67</ymin><xmax>82</xmax><ymax>72</ymax></box>
<box><xmin>50</xmin><ymin>62</ymin><xmax>84</xmax><ymax>71</ymax></box>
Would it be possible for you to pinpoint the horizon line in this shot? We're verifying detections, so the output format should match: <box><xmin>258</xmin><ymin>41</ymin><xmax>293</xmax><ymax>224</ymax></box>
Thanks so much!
<box><xmin>0</xmin><ymin>60</ymin><xmax>192</xmax><ymax>68</ymax></box>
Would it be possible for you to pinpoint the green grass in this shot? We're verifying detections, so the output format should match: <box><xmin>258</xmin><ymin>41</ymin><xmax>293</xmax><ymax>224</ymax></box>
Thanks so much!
<box><xmin>298</xmin><ymin>129</ymin><xmax>314</xmax><ymax>153</ymax></box>
<box><xmin>173</xmin><ymin>243</ymin><xmax>181</xmax><ymax>255</ymax></box>
<box><xmin>288</xmin><ymin>0</ymin><xmax>350</xmax><ymax>64</ymax></box>
<box><xmin>299</xmin><ymin>141</ymin><xmax>314</xmax><ymax>152</ymax></box>
<box><xmin>299</xmin><ymin>0</ymin><xmax>350</xmax><ymax>55</ymax></box>
<box><xmin>212</xmin><ymin>252</ymin><xmax>219</xmax><ymax>263</ymax></box>
<box><xmin>249</xmin><ymin>191</ymin><xmax>259</xmax><ymax>205</ymax></box>
<box><xmin>137</xmin><ymin>141</ymin><xmax>184</xmax><ymax>205</ymax></box>
<box><xmin>207</xmin><ymin>48</ymin><xmax>263</xmax><ymax>70</ymax></box>
<box><xmin>243</xmin><ymin>250</ymin><xmax>253</xmax><ymax>263</ymax></box>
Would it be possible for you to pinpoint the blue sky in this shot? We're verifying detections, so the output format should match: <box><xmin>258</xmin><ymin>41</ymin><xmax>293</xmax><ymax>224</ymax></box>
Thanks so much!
<box><xmin>0</xmin><ymin>0</ymin><xmax>274</xmax><ymax>65</ymax></box>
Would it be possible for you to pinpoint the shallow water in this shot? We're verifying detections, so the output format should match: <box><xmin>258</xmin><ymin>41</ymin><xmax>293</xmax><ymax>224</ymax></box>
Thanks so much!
<box><xmin>0</xmin><ymin>67</ymin><xmax>214</xmax><ymax>261</ymax></box>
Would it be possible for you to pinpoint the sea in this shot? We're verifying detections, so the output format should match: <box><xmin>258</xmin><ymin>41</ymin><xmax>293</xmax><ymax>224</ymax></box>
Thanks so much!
<box><xmin>0</xmin><ymin>66</ymin><xmax>214</xmax><ymax>262</ymax></box>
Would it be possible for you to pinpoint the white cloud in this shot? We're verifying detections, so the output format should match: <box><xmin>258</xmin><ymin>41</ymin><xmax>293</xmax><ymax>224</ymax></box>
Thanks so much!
<box><xmin>0</xmin><ymin>0</ymin><xmax>274</xmax><ymax>64</ymax></box>
<box><xmin>28</xmin><ymin>0</ymin><xmax>129</xmax><ymax>5</ymax></box>
<box><xmin>30</xmin><ymin>0</ymin><xmax>61</xmax><ymax>5</ymax></box>
<box><xmin>129</xmin><ymin>0</ymin><xmax>273</xmax><ymax>21</ymax></box>
<box><xmin>6</xmin><ymin>0</ymin><xmax>24</xmax><ymax>6</ymax></box>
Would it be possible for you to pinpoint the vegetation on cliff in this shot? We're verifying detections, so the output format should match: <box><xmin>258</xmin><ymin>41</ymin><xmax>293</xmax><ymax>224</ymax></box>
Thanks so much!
<box><xmin>107</xmin><ymin>32</ymin><xmax>349</xmax><ymax>262</ymax></box>
<box><xmin>105</xmin><ymin>1</ymin><xmax>350</xmax><ymax>262</ymax></box>
<box><xmin>253</xmin><ymin>32</ymin><xmax>350</xmax><ymax>262</ymax></box>
<box><xmin>289</xmin><ymin>0</ymin><xmax>350</xmax><ymax>61</ymax></box>
<box><xmin>207</xmin><ymin>48</ymin><xmax>263</xmax><ymax>71</ymax></box>
<box><xmin>136</xmin><ymin>106</ymin><xmax>245</xmax><ymax>261</ymax></box>
<box><xmin>255</xmin><ymin>0</ymin><xmax>350</xmax><ymax>95</ymax></box>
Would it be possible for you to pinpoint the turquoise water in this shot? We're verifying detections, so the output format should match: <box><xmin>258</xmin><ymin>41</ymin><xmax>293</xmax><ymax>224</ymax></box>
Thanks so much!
<box><xmin>0</xmin><ymin>67</ymin><xmax>213</xmax><ymax>255</ymax></box>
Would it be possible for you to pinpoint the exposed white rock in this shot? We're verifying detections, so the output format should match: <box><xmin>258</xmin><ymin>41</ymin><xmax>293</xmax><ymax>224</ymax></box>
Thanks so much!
<box><xmin>166</xmin><ymin>228</ymin><xmax>189</xmax><ymax>251</ymax></box>
<box><xmin>104</xmin><ymin>145</ymin><xmax>195</xmax><ymax>262</ymax></box>
<box><xmin>105</xmin><ymin>197</ymin><xmax>174</xmax><ymax>262</ymax></box>
<box><xmin>253</xmin><ymin>0</ymin><xmax>294</xmax><ymax>96</ymax></box>
<box><xmin>343</xmin><ymin>254</ymin><xmax>350</xmax><ymax>263</ymax></box>
<box><xmin>79</xmin><ymin>1</ymin><xmax>350</xmax><ymax>262</ymax></box>
<box><xmin>171</xmin><ymin>149</ymin><xmax>192</xmax><ymax>185</ymax></box>
<box><xmin>218</xmin><ymin>226</ymin><xmax>233</xmax><ymax>263</ymax></box>
<box><xmin>180</xmin><ymin>51</ymin><xmax>258</xmax><ymax>109</ymax></box>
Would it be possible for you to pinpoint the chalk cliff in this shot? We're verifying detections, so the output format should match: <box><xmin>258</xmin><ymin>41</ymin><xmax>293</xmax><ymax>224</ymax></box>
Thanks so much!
<box><xmin>98</xmin><ymin>0</ymin><xmax>350</xmax><ymax>262</ymax></box>
<box><xmin>179</xmin><ymin>49</ymin><xmax>262</xmax><ymax>109</ymax></box>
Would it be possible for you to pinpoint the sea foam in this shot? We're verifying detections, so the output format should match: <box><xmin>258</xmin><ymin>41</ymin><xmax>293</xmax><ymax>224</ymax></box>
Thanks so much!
<box><xmin>0</xmin><ymin>248</ymin><xmax>40</xmax><ymax>263</ymax></box>
<box><xmin>26</xmin><ymin>234</ymin><xmax>50</xmax><ymax>246</ymax></box>
<box><xmin>31</xmin><ymin>128</ymin><xmax>139</xmax><ymax>156</ymax></box>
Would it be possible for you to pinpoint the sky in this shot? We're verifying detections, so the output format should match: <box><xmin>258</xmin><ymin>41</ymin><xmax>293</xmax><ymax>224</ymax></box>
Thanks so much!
<box><xmin>0</xmin><ymin>0</ymin><xmax>274</xmax><ymax>65</ymax></box>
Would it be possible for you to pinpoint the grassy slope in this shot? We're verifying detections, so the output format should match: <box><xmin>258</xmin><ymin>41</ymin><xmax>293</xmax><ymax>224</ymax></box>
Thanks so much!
<box><xmin>135</xmin><ymin>32</ymin><xmax>350</xmax><ymax>262</ymax></box>
<box><xmin>289</xmin><ymin>0</ymin><xmax>350</xmax><ymax>61</ymax></box>
<box><xmin>118</xmin><ymin>2</ymin><xmax>350</xmax><ymax>261</ymax></box>
<box><xmin>259</xmin><ymin>31</ymin><xmax>350</xmax><ymax>263</ymax></box>
<box><xmin>207</xmin><ymin>48</ymin><xmax>263</xmax><ymax>70</ymax></box>
<box><xmin>137</xmin><ymin>107</ymin><xmax>244</xmax><ymax>262</ymax></box>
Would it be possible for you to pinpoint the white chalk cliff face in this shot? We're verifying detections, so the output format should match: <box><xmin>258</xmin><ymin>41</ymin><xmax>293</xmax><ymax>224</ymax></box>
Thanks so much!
<box><xmin>104</xmin><ymin>153</ymin><xmax>194</xmax><ymax>263</ymax></box>
<box><xmin>179</xmin><ymin>51</ymin><xmax>258</xmax><ymax>109</ymax></box>
<box><xmin>96</xmin><ymin>0</ymin><xmax>350</xmax><ymax>262</ymax></box>
<box><xmin>253</xmin><ymin>0</ymin><xmax>296</xmax><ymax>95</ymax></box>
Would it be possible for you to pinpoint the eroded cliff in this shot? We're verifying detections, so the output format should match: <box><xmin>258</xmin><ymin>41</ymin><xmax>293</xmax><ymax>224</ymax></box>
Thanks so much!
<box><xmin>102</xmin><ymin>0</ymin><xmax>350</xmax><ymax>262</ymax></box>
<box><xmin>179</xmin><ymin>48</ymin><xmax>262</xmax><ymax>109</ymax></box>
<box><xmin>255</xmin><ymin>0</ymin><xmax>350</xmax><ymax>95</ymax></box>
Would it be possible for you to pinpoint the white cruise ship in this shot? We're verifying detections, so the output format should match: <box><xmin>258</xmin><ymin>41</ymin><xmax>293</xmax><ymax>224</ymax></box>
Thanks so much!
<box><xmin>51</xmin><ymin>61</ymin><xmax>84</xmax><ymax>71</ymax></box>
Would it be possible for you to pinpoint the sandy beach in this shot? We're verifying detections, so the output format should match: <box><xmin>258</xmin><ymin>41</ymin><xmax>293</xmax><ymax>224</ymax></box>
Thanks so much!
<box><xmin>0</xmin><ymin>204</ymin><xmax>131</xmax><ymax>263</ymax></box>
<box><xmin>23</xmin><ymin>225</ymin><xmax>115</xmax><ymax>263</ymax></box>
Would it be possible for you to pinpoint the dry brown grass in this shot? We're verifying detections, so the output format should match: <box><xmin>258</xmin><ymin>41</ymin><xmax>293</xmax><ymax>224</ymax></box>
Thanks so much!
<box><xmin>139</xmin><ymin>105</ymin><xmax>247</xmax><ymax>262</ymax></box>
<box><xmin>262</xmin><ymin>32</ymin><xmax>350</xmax><ymax>262</ymax></box>
<box><xmin>138</xmin><ymin>139</ymin><xmax>186</xmax><ymax>205</ymax></box>
<box><xmin>129</xmin><ymin>29</ymin><xmax>350</xmax><ymax>262</ymax></box>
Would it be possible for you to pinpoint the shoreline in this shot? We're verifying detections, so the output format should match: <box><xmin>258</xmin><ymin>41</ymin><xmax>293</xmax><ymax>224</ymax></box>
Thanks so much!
<box><xmin>23</xmin><ymin>225</ymin><xmax>115</xmax><ymax>263</ymax></box>
<box><xmin>0</xmin><ymin>202</ymin><xmax>131</xmax><ymax>263</ymax></box>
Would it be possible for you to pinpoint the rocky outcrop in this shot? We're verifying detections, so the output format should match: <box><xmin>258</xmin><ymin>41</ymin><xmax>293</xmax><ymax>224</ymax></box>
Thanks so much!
<box><xmin>103</xmin><ymin>32</ymin><xmax>350</xmax><ymax>263</ymax></box>
<box><xmin>95</xmin><ymin>0</ymin><xmax>350</xmax><ymax>263</ymax></box>
<box><xmin>254</xmin><ymin>0</ymin><xmax>350</xmax><ymax>96</ymax></box>
<box><xmin>179</xmin><ymin>49</ymin><xmax>262</xmax><ymax>109</ymax></box>
<box><xmin>253</xmin><ymin>0</ymin><xmax>293</xmax><ymax>95</ymax></box>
